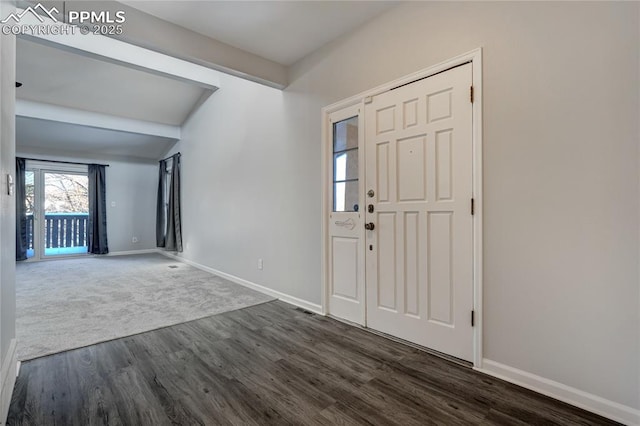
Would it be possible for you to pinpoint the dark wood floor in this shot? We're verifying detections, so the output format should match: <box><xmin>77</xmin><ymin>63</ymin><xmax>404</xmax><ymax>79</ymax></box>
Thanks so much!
<box><xmin>8</xmin><ymin>301</ymin><xmax>617</xmax><ymax>425</ymax></box>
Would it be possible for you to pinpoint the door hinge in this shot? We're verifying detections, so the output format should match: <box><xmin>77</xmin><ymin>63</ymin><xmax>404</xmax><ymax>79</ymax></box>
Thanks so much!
<box><xmin>470</xmin><ymin>86</ymin><xmax>474</xmax><ymax>103</ymax></box>
<box><xmin>471</xmin><ymin>198</ymin><xmax>475</xmax><ymax>215</ymax></box>
<box><xmin>471</xmin><ymin>310</ymin><xmax>475</xmax><ymax>327</ymax></box>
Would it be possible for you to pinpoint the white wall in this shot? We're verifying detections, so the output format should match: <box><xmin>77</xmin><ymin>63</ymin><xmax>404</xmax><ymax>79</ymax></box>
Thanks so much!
<box><xmin>175</xmin><ymin>0</ymin><xmax>639</xmax><ymax>415</ymax></box>
<box><xmin>168</xmin><ymin>75</ymin><xmax>323</xmax><ymax>302</ymax></box>
<box><xmin>0</xmin><ymin>1</ymin><xmax>17</xmax><ymax>420</ymax></box>
<box><xmin>16</xmin><ymin>149</ymin><xmax>158</xmax><ymax>253</ymax></box>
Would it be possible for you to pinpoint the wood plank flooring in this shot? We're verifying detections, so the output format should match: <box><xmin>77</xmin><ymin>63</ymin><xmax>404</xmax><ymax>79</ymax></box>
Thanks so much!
<box><xmin>7</xmin><ymin>301</ymin><xmax>617</xmax><ymax>425</ymax></box>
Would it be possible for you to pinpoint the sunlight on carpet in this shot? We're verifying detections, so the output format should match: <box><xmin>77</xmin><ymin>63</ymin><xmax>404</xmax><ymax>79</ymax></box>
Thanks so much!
<box><xmin>15</xmin><ymin>253</ymin><xmax>275</xmax><ymax>360</ymax></box>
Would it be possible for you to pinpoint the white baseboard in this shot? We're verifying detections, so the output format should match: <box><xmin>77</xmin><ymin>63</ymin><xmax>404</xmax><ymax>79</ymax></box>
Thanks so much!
<box><xmin>0</xmin><ymin>339</ymin><xmax>17</xmax><ymax>425</ymax></box>
<box><xmin>159</xmin><ymin>252</ymin><xmax>323</xmax><ymax>314</ymax></box>
<box><xmin>478</xmin><ymin>359</ymin><xmax>640</xmax><ymax>426</ymax></box>
<box><xmin>106</xmin><ymin>249</ymin><xmax>159</xmax><ymax>256</ymax></box>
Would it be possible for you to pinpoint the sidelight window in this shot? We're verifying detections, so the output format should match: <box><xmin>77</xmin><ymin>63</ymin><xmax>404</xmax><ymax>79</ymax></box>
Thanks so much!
<box><xmin>332</xmin><ymin>116</ymin><xmax>359</xmax><ymax>212</ymax></box>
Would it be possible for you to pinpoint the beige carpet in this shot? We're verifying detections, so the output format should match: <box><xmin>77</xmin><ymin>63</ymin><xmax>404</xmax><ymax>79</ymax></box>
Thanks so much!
<box><xmin>15</xmin><ymin>253</ymin><xmax>275</xmax><ymax>361</ymax></box>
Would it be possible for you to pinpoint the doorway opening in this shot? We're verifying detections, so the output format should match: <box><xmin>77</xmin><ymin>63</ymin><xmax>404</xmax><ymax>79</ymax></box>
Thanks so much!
<box><xmin>25</xmin><ymin>161</ymin><xmax>89</xmax><ymax>260</ymax></box>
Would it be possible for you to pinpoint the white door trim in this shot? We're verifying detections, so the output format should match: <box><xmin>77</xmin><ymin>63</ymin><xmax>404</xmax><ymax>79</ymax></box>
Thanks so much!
<box><xmin>321</xmin><ymin>48</ymin><xmax>483</xmax><ymax>367</ymax></box>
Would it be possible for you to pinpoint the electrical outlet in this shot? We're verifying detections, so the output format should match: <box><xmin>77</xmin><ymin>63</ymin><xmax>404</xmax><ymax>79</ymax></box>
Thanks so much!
<box><xmin>257</xmin><ymin>258</ymin><xmax>263</xmax><ymax>270</ymax></box>
<box><xmin>132</xmin><ymin>236</ymin><xmax>138</xmax><ymax>243</ymax></box>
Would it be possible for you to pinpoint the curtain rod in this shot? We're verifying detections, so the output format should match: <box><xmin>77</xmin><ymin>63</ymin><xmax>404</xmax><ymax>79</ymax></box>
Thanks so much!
<box><xmin>159</xmin><ymin>152</ymin><xmax>181</xmax><ymax>163</ymax></box>
<box><xmin>21</xmin><ymin>157</ymin><xmax>109</xmax><ymax>167</ymax></box>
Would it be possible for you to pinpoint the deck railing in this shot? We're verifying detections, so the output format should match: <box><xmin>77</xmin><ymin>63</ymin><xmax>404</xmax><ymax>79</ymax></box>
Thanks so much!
<box><xmin>26</xmin><ymin>213</ymin><xmax>89</xmax><ymax>249</ymax></box>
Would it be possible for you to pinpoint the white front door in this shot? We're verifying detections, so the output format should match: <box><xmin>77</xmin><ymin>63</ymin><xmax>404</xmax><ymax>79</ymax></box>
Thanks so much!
<box><xmin>364</xmin><ymin>63</ymin><xmax>474</xmax><ymax>361</ymax></box>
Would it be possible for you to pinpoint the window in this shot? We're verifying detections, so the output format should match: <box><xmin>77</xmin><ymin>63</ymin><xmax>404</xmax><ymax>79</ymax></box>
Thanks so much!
<box><xmin>23</xmin><ymin>161</ymin><xmax>89</xmax><ymax>259</ymax></box>
<box><xmin>333</xmin><ymin>116</ymin><xmax>359</xmax><ymax>212</ymax></box>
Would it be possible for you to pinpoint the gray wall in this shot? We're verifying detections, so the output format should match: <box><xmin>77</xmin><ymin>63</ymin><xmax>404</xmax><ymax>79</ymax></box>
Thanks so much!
<box><xmin>16</xmin><ymin>149</ymin><xmax>158</xmax><ymax>253</ymax></box>
<box><xmin>0</xmin><ymin>0</ymin><xmax>17</xmax><ymax>416</ymax></box>
<box><xmin>0</xmin><ymin>1</ymin><xmax>16</xmax><ymax>370</ymax></box>
<box><xmin>166</xmin><ymin>74</ymin><xmax>313</xmax><ymax>300</ymax></box>
<box><xmin>175</xmin><ymin>1</ymin><xmax>639</xmax><ymax>410</ymax></box>
<box><xmin>104</xmin><ymin>160</ymin><xmax>158</xmax><ymax>252</ymax></box>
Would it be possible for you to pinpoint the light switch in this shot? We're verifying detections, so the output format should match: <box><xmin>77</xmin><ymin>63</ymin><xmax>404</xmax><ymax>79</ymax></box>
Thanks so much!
<box><xmin>111</xmin><ymin>201</ymin><xmax>116</xmax><ymax>207</ymax></box>
<box><xmin>7</xmin><ymin>174</ymin><xmax>13</xmax><ymax>196</ymax></box>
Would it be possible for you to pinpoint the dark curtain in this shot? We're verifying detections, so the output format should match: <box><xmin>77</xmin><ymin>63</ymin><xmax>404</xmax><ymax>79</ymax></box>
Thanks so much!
<box><xmin>15</xmin><ymin>157</ymin><xmax>27</xmax><ymax>261</ymax></box>
<box><xmin>88</xmin><ymin>164</ymin><xmax>109</xmax><ymax>254</ymax></box>
<box><xmin>165</xmin><ymin>154</ymin><xmax>182</xmax><ymax>252</ymax></box>
<box><xmin>156</xmin><ymin>159</ymin><xmax>167</xmax><ymax>248</ymax></box>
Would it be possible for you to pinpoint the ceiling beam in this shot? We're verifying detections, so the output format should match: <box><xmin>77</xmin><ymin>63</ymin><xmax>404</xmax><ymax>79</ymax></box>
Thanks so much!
<box><xmin>15</xmin><ymin>6</ymin><xmax>221</xmax><ymax>91</ymax></box>
<box><xmin>111</xmin><ymin>0</ymin><xmax>288</xmax><ymax>88</ymax></box>
<box><xmin>17</xmin><ymin>0</ymin><xmax>288</xmax><ymax>89</ymax></box>
<box><xmin>16</xmin><ymin>100</ymin><xmax>181</xmax><ymax>140</ymax></box>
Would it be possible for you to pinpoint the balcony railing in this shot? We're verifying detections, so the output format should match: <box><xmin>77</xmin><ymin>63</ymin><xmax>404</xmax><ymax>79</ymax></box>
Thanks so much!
<box><xmin>26</xmin><ymin>213</ymin><xmax>89</xmax><ymax>251</ymax></box>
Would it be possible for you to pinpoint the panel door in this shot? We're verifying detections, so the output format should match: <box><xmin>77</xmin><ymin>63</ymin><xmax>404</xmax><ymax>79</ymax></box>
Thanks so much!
<box><xmin>327</xmin><ymin>105</ymin><xmax>365</xmax><ymax>324</ymax></box>
<box><xmin>364</xmin><ymin>63</ymin><xmax>474</xmax><ymax>361</ymax></box>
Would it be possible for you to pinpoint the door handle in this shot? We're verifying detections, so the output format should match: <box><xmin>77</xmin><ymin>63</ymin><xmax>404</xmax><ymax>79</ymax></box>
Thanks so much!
<box><xmin>364</xmin><ymin>222</ymin><xmax>375</xmax><ymax>230</ymax></box>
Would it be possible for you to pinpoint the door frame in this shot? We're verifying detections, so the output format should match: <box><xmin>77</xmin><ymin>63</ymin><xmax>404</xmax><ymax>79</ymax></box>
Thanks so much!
<box><xmin>321</xmin><ymin>48</ymin><xmax>484</xmax><ymax>367</ymax></box>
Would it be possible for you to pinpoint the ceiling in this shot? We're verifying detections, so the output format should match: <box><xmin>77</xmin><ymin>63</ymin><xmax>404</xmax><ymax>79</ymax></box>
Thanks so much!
<box><xmin>120</xmin><ymin>1</ymin><xmax>398</xmax><ymax>66</ymax></box>
<box><xmin>15</xmin><ymin>37</ymin><xmax>210</xmax><ymax>160</ymax></box>
<box><xmin>17</xmin><ymin>38</ymin><xmax>208</xmax><ymax>126</ymax></box>
<box><xmin>17</xmin><ymin>116</ymin><xmax>176</xmax><ymax>160</ymax></box>
<box><xmin>16</xmin><ymin>2</ymin><xmax>398</xmax><ymax>160</ymax></box>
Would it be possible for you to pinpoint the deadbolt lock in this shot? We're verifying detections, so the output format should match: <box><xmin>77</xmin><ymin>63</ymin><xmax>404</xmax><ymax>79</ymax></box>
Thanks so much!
<box><xmin>367</xmin><ymin>189</ymin><xmax>375</xmax><ymax>198</ymax></box>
